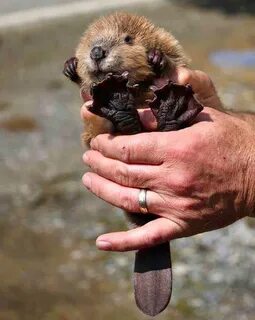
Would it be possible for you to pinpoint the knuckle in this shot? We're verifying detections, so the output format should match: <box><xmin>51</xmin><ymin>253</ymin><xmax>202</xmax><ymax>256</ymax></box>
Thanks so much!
<box><xmin>131</xmin><ymin>171</ymin><xmax>147</xmax><ymax>188</ymax></box>
<box><xmin>196</xmin><ymin>70</ymin><xmax>215</xmax><ymax>91</ymax></box>
<box><xmin>207</xmin><ymin>75</ymin><xmax>214</xmax><ymax>89</ymax></box>
<box><xmin>90</xmin><ymin>136</ymin><xmax>99</xmax><ymax>150</ymax></box>
<box><xmin>202</xmin><ymin>72</ymin><xmax>214</xmax><ymax>89</ymax></box>
<box><xmin>185</xmin><ymin>135</ymin><xmax>201</xmax><ymax>152</ymax></box>
<box><xmin>118</xmin><ymin>191</ymin><xmax>134</xmax><ymax>211</ymax></box>
<box><xmin>143</xmin><ymin>231</ymin><xmax>163</xmax><ymax>247</ymax></box>
<box><xmin>181</xmin><ymin>198</ymin><xmax>200</xmax><ymax>212</ymax></box>
<box><xmin>168</xmin><ymin>144</ymin><xmax>189</xmax><ymax>160</ymax></box>
<box><xmin>168</xmin><ymin>171</ymin><xmax>195</xmax><ymax>195</ymax></box>
<box><xmin>116</xmin><ymin>164</ymin><xmax>151</xmax><ymax>189</ymax></box>
<box><xmin>90</xmin><ymin>179</ymin><xmax>101</xmax><ymax>197</ymax></box>
<box><xmin>195</xmin><ymin>69</ymin><xmax>207</xmax><ymax>81</ymax></box>
<box><xmin>115</xmin><ymin>164</ymin><xmax>130</xmax><ymax>186</ymax></box>
<box><xmin>170</xmin><ymin>135</ymin><xmax>201</xmax><ymax>159</ymax></box>
<box><xmin>118</xmin><ymin>240</ymin><xmax>129</xmax><ymax>252</ymax></box>
<box><xmin>180</xmin><ymin>69</ymin><xmax>192</xmax><ymax>85</ymax></box>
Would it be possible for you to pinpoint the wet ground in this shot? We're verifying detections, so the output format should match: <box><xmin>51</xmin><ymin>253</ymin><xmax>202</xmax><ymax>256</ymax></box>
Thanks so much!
<box><xmin>0</xmin><ymin>1</ymin><xmax>255</xmax><ymax>319</ymax></box>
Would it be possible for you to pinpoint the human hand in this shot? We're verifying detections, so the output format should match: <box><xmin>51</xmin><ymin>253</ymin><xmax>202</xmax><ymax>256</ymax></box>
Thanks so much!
<box><xmin>81</xmin><ymin>68</ymin><xmax>255</xmax><ymax>252</ymax></box>
<box><xmin>83</xmin><ymin>107</ymin><xmax>255</xmax><ymax>251</ymax></box>
<box><xmin>80</xmin><ymin>67</ymin><xmax>223</xmax><ymax>131</ymax></box>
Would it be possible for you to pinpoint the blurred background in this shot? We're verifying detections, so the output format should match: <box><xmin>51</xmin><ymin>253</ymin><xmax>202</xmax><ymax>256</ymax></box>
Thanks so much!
<box><xmin>0</xmin><ymin>0</ymin><xmax>255</xmax><ymax>319</ymax></box>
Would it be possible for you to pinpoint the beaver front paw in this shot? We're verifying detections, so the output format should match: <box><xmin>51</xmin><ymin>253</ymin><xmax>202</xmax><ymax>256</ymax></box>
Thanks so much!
<box><xmin>89</xmin><ymin>72</ymin><xmax>142</xmax><ymax>134</ymax></box>
<box><xmin>148</xmin><ymin>81</ymin><xmax>204</xmax><ymax>131</ymax></box>
<box><xmin>148</xmin><ymin>49</ymin><xmax>167</xmax><ymax>74</ymax></box>
<box><xmin>63</xmin><ymin>57</ymin><xmax>81</xmax><ymax>84</ymax></box>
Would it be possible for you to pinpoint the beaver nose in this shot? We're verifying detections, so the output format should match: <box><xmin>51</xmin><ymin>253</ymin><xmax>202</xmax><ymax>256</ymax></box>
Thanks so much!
<box><xmin>90</xmin><ymin>46</ymin><xmax>106</xmax><ymax>61</ymax></box>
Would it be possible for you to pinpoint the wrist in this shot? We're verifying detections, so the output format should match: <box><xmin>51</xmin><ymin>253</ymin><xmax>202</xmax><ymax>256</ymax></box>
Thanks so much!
<box><xmin>247</xmin><ymin>169</ymin><xmax>255</xmax><ymax>217</ymax></box>
<box><xmin>228</xmin><ymin>112</ymin><xmax>255</xmax><ymax>130</ymax></box>
<box><xmin>230</xmin><ymin>116</ymin><xmax>255</xmax><ymax>219</ymax></box>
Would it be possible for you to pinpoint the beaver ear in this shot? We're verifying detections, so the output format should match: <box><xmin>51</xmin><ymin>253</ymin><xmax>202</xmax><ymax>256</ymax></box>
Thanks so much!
<box><xmin>63</xmin><ymin>57</ymin><xmax>81</xmax><ymax>85</ymax></box>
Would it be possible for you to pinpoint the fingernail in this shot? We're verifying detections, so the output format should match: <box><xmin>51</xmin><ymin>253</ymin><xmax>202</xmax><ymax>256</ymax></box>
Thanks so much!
<box><xmin>96</xmin><ymin>240</ymin><xmax>112</xmax><ymax>251</ymax></box>
<box><xmin>83</xmin><ymin>174</ymin><xmax>91</xmax><ymax>190</ymax></box>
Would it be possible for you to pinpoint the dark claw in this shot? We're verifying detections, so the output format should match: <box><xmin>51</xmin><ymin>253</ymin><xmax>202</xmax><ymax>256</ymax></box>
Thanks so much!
<box><xmin>148</xmin><ymin>49</ymin><xmax>167</xmax><ymax>74</ymax></box>
<box><xmin>89</xmin><ymin>73</ymin><xmax>143</xmax><ymax>134</ymax></box>
<box><xmin>127</xmin><ymin>83</ymin><xmax>140</xmax><ymax>98</ymax></box>
<box><xmin>148</xmin><ymin>81</ymin><xmax>203</xmax><ymax>131</ymax></box>
<box><xmin>63</xmin><ymin>57</ymin><xmax>81</xmax><ymax>84</ymax></box>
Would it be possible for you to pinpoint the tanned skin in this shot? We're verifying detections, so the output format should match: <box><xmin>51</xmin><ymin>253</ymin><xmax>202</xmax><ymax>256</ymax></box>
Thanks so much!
<box><xmin>63</xmin><ymin>12</ymin><xmax>199</xmax><ymax>317</ymax></box>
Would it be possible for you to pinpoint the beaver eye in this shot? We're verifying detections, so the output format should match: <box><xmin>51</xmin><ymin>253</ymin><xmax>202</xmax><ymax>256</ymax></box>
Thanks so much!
<box><xmin>124</xmin><ymin>35</ymin><xmax>133</xmax><ymax>44</ymax></box>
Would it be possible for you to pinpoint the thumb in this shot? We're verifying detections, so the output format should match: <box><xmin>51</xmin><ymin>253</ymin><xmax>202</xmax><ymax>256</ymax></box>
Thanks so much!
<box><xmin>96</xmin><ymin>217</ymin><xmax>185</xmax><ymax>252</ymax></box>
<box><xmin>170</xmin><ymin>67</ymin><xmax>223</xmax><ymax>109</ymax></box>
<box><xmin>138</xmin><ymin>108</ymin><xmax>157</xmax><ymax>131</ymax></box>
<box><xmin>80</xmin><ymin>101</ymin><xmax>94</xmax><ymax>121</ymax></box>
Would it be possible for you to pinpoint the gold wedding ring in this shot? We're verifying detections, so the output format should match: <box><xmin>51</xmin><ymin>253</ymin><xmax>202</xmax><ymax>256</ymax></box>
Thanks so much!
<box><xmin>138</xmin><ymin>189</ymin><xmax>149</xmax><ymax>214</ymax></box>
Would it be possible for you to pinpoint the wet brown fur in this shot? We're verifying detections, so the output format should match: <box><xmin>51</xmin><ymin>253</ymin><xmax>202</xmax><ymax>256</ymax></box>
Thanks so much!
<box><xmin>75</xmin><ymin>12</ymin><xmax>189</xmax><ymax>144</ymax></box>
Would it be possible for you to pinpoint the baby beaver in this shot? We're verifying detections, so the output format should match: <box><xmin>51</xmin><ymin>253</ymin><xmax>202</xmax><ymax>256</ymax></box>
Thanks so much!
<box><xmin>63</xmin><ymin>12</ymin><xmax>203</xmax><ymax>317</ymax></box>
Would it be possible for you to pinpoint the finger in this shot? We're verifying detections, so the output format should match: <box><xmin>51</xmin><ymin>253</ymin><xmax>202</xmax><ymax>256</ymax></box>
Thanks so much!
<box><xmin>80</xmin><ymin>89</ymin><xmax>92</xmax><ymax>102</ymax></box>
<box><xmin>96</xmin><ymin>217</ymin><xmax>184</xmax><ymax>251</ymax></box>
<box><xmin>80</xmin><ymin>102</ymin><xmax>112</xmax><ymax>136</ymax></box>
<box><xmin>170</xmin><ymin>67</ymin><xmax>222</xmax><ymax>109</ymax></box>
<box><xmin>83</xmin><ymin>150</ymin><xmax>159</xmax><ymax>189</ymax></box>
<box><xmin>170</xmin><ymin>67</ymin><xmax>211</xmax><ymax>91</ymax></box>
<box><xmin>82</xmin><ymin>172</ymin><xmax>160</xmax><ymax>213</ymax></box>
<box><xmin>90</xmin><ymin>133</ymin><xmax>167</xmax><ymax>164</ymax></box>
<box><xmin>80</xmin><ymin>101</ymin><xmax>93</xmax><ymax>120</ymax></box>
<box><xmin>137</xmin><ymin>108</ymin><xmax>157</xmax><ymax>131</ymax></box>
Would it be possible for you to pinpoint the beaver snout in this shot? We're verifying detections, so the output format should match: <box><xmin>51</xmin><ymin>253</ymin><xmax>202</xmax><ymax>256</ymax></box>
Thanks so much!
<box><xmin>90</xmin><ymin>46</ymin><xmax>107</xmax><ymax>62</ymax></box>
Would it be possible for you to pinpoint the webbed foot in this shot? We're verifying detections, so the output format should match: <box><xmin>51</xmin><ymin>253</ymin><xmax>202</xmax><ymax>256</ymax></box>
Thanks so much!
<box><xmin>148</xmin><ymin>81</ymin><xmax>203</xmax><ymax>131</ymax></box>
<box><xmin>89</xmin><ymin>72</ymin><xmax>142</xmax><ymax>134</ymax></box>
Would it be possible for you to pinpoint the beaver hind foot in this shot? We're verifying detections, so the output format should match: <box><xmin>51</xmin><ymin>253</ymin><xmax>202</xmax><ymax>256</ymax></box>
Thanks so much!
<box><xmin>89</xmin><ymin>72</ymin><xmax>143</xmax><ymax>135</ymax></box>
<box><xmin>149</xmin><ymin>81</ymin><xmax>204</xmax><ymax>131</ymax></box>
